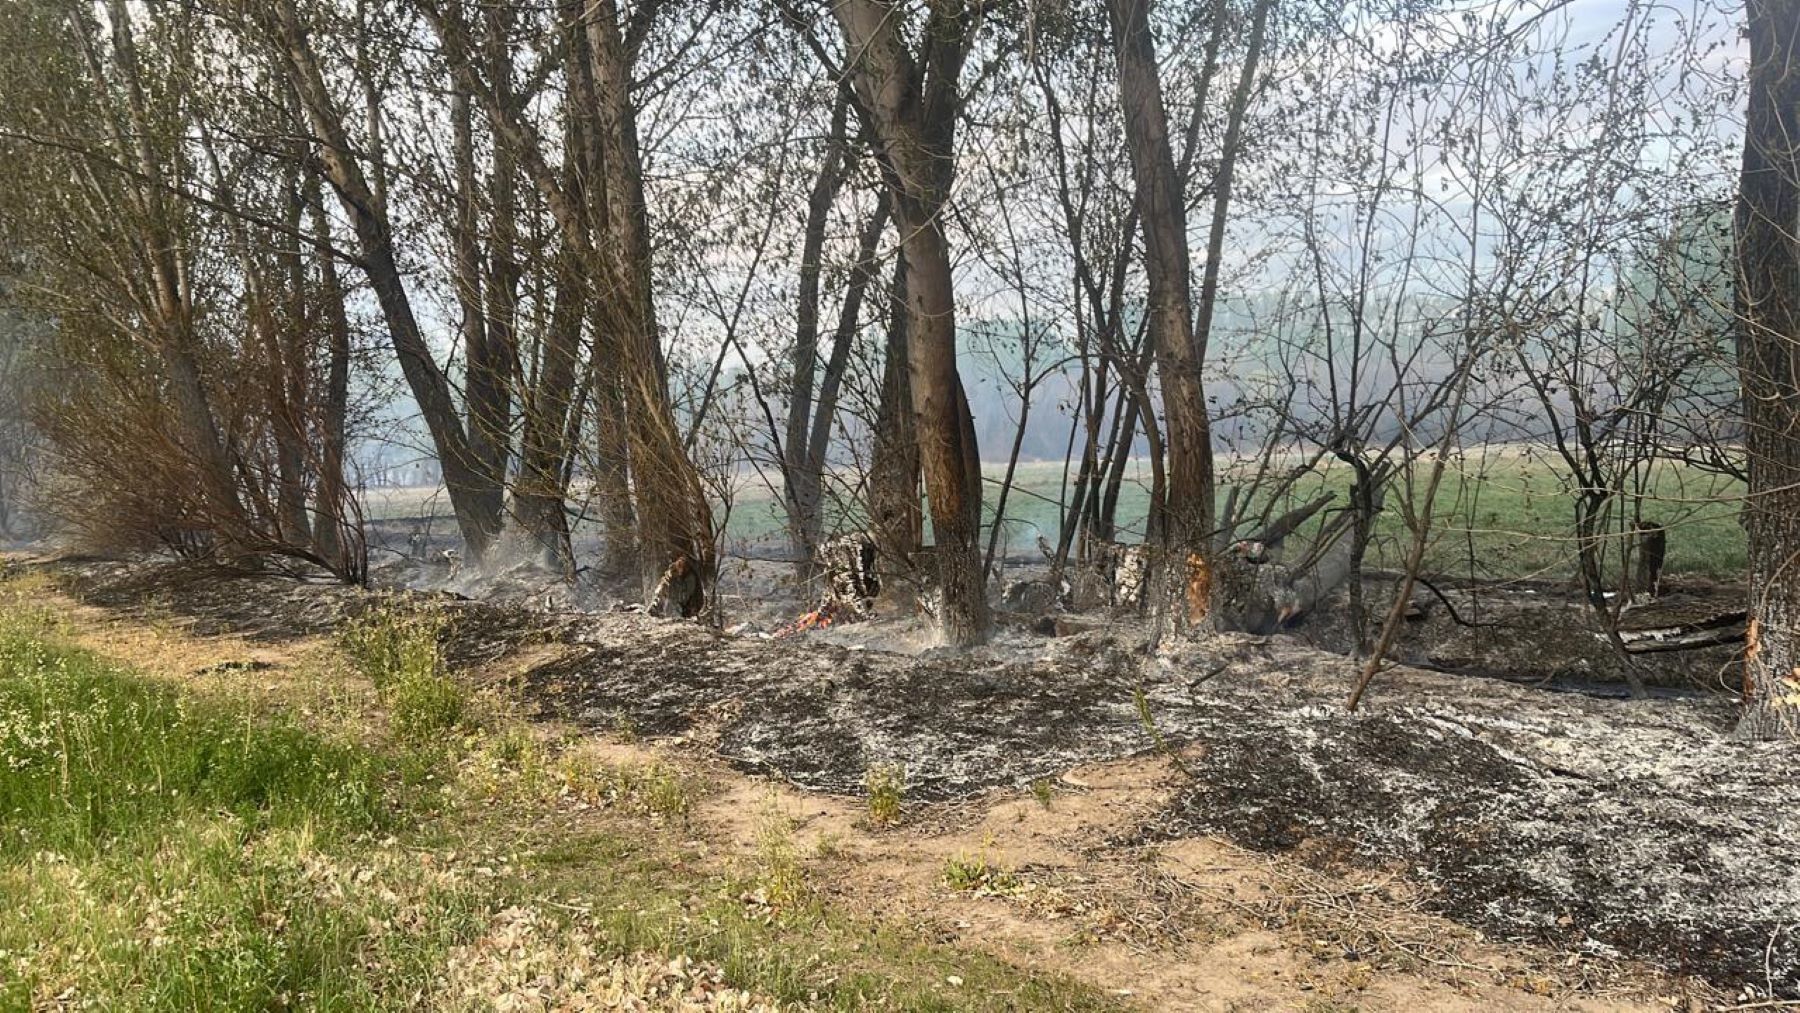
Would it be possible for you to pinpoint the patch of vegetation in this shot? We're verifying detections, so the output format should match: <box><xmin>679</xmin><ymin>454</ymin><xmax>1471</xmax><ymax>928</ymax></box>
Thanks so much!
<box><xmin>337</xmin><ymin>596</ymin><xmax>445</xmax><ymax>688</ymax></box>
<box><xmin>865</xmin><ymin>761</ymin><xmax>905</xmax><ymax>826</ymax></box>
<box><xmin>522</xmin><ymin>829</ymin><xmax>1118</xmax><ymax>1013</ymax></box>
<box><xmin>388</xmin><ymin>662</ymin><xmax>466</xmax><ymax>740</ymax></box>
<box><xmin>0</xmin><ymin>613</ymin><xmax>451</xmax><ymax>1009</ymax></box>
<box><xmin>0</xmin><ymin>618</ymin><xmax>386</xmax><ymax>861</ymax></box>
<box><xmin>755</xmin><ymin>794</ymin><xmax>804</xmax><ymax>907</ymax></box>
<box><xmin>0</xmin><ymin>570</ymin><xmax>67</xmax><ymax>635</ymax></box>
<box><xmin>555</xmin><ymin>750</ymin><xmax>706</xmax><ymax>823</ymax></box>
<box><xmin>1032</xmin><ymin>778</ymin><xmax>1055</xmax><ymax>810</ymax></box>
<box><xmin>456</xmin><ymin>721</ymin><xmax>554</xmax><ymax>802</ymax></box>
<box><xmin>339</xmin><ymin>597</ymin><xmax>468</xmax><ymax>741</ymax></box>
<box><xmin>0</xmin><ymin>601</ymin><xmax>1120</xmax><ymax>1011</ymax></box>
<box><xmin>944</xmin><ymin>838</ymin><xmax>1022</xmax><ymax>896</ymax></box>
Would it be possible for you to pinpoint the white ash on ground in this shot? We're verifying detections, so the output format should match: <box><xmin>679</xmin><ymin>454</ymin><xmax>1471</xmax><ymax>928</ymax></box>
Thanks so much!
<box><xmin>36</xmin><ymin>553</ymin><xmax>1800</xmax><ymax>997</ymax></box>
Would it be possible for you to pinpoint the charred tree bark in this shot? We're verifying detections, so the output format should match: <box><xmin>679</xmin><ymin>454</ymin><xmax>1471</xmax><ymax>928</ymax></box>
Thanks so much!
<box><xmin>1735</xmin><ymin>0</ymin><xmax>1800</xmax><ymax>740</ymax></box>
<box><xmin>481</xmin><ymin>4</ymin><xmax>524</xmax><ymax>515</ymax></box>
<box><xmin>274</xmin><ymin>167</ymin><xmax>317</xmax><ymax>550</ymax></box>
<box><xmin>832</xmin><ymin>0</ymin><xmax>991</xmax><ymax>646</ymax></box>
<box><xmin>250</xmin><ymin>251</ymin><xmax>313</xmax><ymax>549</ymax></box>
<box><xmin>428</xmin><ymin>0</ymin><xmax>711</xmax><ymax>589</ymax></box>
<box><xmin>1096</xmin><ymin>337</ymin><xmax>1155</xmax><ymax>543</ymax></box>
<box><xmin>868</xmin><ymin>251</ymin><xmax>923</xmax><ymax>580</ymax></box>
<box><xmin>448</xmin><ymin>49</ymin><xmax>509</xmax><ymax>554</ymax></box>
<box><xmin>1108</xmin><ymin>0</ymin><xmax>1219</xmax><ymax>631</ymax></box>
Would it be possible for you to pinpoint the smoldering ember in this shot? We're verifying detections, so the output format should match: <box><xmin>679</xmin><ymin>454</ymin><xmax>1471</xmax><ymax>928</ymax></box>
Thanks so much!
<box><xmin>1</xmin><ymin>1</ymin><xmax>1797</xmax><ymax>1010</ymax></box>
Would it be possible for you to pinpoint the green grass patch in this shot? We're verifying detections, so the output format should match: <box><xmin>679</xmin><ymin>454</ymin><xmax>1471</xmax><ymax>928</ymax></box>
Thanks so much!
<box><xmin>339</xmin><ymin>598</ymin><xmax>468</xmax><ymax>740</ymax></box>
<box><xmin>0</xmin><ymin>623</ymin><xmax>386</xmax><ymax>860</ymax></box>
<box><xmin>0</xmin><ymin>606</ymin><xmax>1121</xmax><ymax>1011</ymax></box>
<box><xmin>0</xmin><ymin>613</ymin><xmax>463</xmax><ymax>1009</ymax></box>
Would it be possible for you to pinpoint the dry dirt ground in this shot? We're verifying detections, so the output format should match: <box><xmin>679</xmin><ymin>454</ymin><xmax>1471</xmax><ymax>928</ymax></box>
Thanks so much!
<box><xmin>18</xmin><ymin>552</ymin><xmax>1792</xmax><ymax>1011</ymax></box>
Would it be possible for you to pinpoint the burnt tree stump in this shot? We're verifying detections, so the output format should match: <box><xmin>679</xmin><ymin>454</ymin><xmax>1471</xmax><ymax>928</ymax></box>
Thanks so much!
<box><xmin>817</xmin><ymin>533</ymin><xmax>880</xmax><ymax>620</ymax></box>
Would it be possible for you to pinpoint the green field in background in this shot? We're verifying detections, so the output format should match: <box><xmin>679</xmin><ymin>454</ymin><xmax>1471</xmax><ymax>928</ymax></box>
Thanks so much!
<box><xmin>365</xmin><ymin>451</ymin><xmax>1747</xmax><ymax>582</ymax></box>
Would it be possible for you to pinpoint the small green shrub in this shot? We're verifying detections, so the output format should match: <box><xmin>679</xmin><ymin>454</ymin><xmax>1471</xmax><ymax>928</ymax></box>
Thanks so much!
<box><xmin>338</xmin><ymin>599</ymin><xmax>467</xmax><ymax>741</ymax></box>
<box><xmin>338</xmin><ymin>597</ymin><xmax>447</xmax><ymax>693</ymax></box>
<box><xmin>756</xmin><ymin>795</ymin><xmax>804</xmax><ymax>906</ymax></box>
<box><xmin>389</xmin><ymin>668</ymin><xmax>466</xmax><ymax>741</ymax></box>
<box><xmin>1031</xmin><ymin>778</ymin><xmax>1054</xmax><ymax>810</ymax></box>
<box><xmin>943</xmin><ymin>840</ymin><xmax>1020</xmax><ymax>895</ymax></box>
<box><xmin>864</xmin><ymin>762</ymin><xmax>905</xmax><ymax>827</ymax></box>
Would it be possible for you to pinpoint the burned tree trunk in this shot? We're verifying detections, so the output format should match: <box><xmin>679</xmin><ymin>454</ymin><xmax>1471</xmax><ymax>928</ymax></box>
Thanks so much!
<box><xmin>818</xmin><ymin>533</ymin><xmax>881</xmax><ymax>620</ymax></box>
<box><xmin>427</xmin><ymin>0</ymin><xmax>713</xmax><ymax>591</ymax></box>
<box><xmin>903</xmin><ymin>209</ymin><xmax>990</xmax><ymax>646</ymax></box>
<box><xmin>1107</xmin><ymin>0</ymin><xmax>1221</xmax><ymax>632</ymax></box>
<box><xmin>868</xmin><ymin>252</ymin><xmax>923</xmax><ymax>583</ymax></box>
<box><xmin>1632</xmin><ymin>522</ymin><xmax>1666</xmax><ymax>599</ymax></box>
<box><xmin>1735</xmin><ymin>0</ymin><xmax>1800</xmax><ymax>740</ymax></box>
<box><xmin>585</xmin><ymin>2</ymin><xmax>716</xmax><ymax>602</ymax></box>
<box><xmin>502</xmin><ymin>11</ymin><xmax>591</xmax><ymax>575</ymax></box>
<box><xmin>448</xmin><ymin>57</ymin><xmax>509</xmax><ymax>556</ymax></box>
<box><xmin>1095</xmin><ymin>339</ymin><xmax>1157</xmax><ymax>544</ymax></box>
<box><xmin>832</xmin><ymin>0</ymin><xmax>991</xmax><ymax>647</ymax></box>
<box><xmin>586</xmin><ymin>315</ymin><xmax>638</xmax><ymax>578</ymax></box>
<box><xmin>274</xmin><ymin>162</ymin><xmax>319</xmax><ymax>552</ymax></box>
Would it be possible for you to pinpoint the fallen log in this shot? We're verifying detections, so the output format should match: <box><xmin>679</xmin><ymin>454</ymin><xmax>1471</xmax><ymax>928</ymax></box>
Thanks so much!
<box><xmin>1613</xmin><ymin>609</ymin><xmax>1747</xmax><ymax>654</ymax></box>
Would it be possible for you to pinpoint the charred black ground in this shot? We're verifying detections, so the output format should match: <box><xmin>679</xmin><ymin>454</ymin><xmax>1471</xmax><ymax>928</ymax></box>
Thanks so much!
<box><xmin>37</xmin><ymin>556</ymin><xmax>1800</xmax><ymax>996</ymax></box>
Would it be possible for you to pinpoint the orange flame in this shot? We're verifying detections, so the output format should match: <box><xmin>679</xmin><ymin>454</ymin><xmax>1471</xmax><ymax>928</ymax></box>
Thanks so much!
<box><xmin>773</xmin><ymin>603</ymin><xmax>843</xmax><ymax>639</ymax></box>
